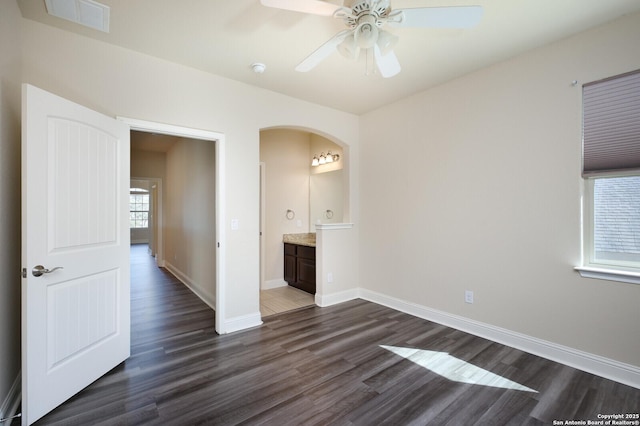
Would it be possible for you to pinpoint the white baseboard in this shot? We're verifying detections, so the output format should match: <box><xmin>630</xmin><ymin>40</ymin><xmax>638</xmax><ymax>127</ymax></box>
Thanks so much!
<box><xmin>164</xmin><ymin>262</ymin><xmax>215</xmax><ymax>311</ymax></box>
<box><xmin>164</xmin><ymin>263</ymin><xmax>262</xmax><ymax>334</ymax></box>
<box><xmin>137</xmin><ymin>265</ymin><xmax>640</xmax><ymax>389</ymax></box>
<box><xmin>262</xmin><ymin>279</ymin><xmax>287</xmax><ymax>290</ymax></box>
<box><xmin>0</xmin><ymin>372</ymin><xmax>21</xmax><ymax>424</ymax></box>
<box><xmin>359</xmin><ymin>288</ymin><xmax>640</xmax><ymax>390</ymax></box>
<box><xmin>222</xmin><ymin>312</ymin><xmax>263</xmax><ymax>334</ymax></box>
<box><xmin>315</xmin><ymin>288</ymin><xmax>360</xmax><ymax>307</ymax></box>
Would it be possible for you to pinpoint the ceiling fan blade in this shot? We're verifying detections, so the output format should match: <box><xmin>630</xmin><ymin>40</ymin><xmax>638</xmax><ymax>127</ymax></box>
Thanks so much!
<box><xmin>260</xmin><ymin>0</ymin><xmax>342</xmax><ymax>16</ymax></box>
<box><xmin>296</xmin><ymin>29</ymin><xmax>352</xmax><ymax>72</ymax></box>
<box><xmin>390</xmin><ymin>6</ymin><xmax>483</xmax><ymax>29</ymax></box>
<box><xmin>374</xmin><ymin>45</ymin><xmax>401</xmax><ymax>78</ymax></box>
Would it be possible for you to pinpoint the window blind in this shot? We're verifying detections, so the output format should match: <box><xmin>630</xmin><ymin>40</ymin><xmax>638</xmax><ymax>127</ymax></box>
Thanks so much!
<box><xmin>582</xmin><ymin>69</ymin><xmax>640</xmax><ymax>177</ymax></box>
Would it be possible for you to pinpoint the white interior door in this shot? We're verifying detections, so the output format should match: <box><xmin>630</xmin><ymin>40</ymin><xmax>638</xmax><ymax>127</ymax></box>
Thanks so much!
<box><xmin>21</xmin><ymin>84</ymin><xmax>130</xmax><ymax>425</ymax></box>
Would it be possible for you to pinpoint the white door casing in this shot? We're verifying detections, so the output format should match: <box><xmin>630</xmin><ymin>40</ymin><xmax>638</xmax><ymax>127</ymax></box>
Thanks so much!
<box><xmin>21</xmin><ymin>84</ymin><xmax>130</xmax><ymax>425</ymax></box>
<box><xmin>119</xmin><ymin>116</ymin><xmax>226</xmax><ymax>334</ymax></box>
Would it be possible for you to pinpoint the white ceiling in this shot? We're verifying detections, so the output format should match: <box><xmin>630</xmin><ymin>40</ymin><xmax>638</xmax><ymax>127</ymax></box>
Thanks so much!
<box><xmin>18</xmin><ymin>0</ymin><xmax>640</xmax><ymax>115</ymax></box>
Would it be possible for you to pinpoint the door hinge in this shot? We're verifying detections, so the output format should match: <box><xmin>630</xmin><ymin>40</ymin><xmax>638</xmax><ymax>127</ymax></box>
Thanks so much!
<box><xmin>22</xmin><ymin>268</ymin><xmax>27</xmax><ymax>278</ymax></box>
<box><xmin>217</xmin><ymin>242</ymin><xmax>220</xmax><ymax>248</ymax></box>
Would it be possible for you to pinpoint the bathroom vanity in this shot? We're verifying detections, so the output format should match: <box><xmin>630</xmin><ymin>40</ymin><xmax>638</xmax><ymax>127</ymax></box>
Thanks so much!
<box><xmin>283</xmin><ymin>233</ymin><xmax>316</xmax><ymax>294</ymax></box>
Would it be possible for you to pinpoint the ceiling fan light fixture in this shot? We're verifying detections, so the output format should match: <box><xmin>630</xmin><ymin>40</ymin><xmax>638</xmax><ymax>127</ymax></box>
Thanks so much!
<box><xmin>262</xmin><ymin>0</ymin><xmax>484</xmax><ymax>78</ymax></box>
<box><xmin>355</xmin><ymin>20</ymin><xmax>378</xmax><ymax>49</ymax></box>
<box><xmin>376</xmin><ymin>29</ymin><xmax>398</xmax><ymax>56</ymax></box>
<box><xmin>337</xmin><ymin>34</ymin><xmax>359</xmax><ymax>59</ymax></box>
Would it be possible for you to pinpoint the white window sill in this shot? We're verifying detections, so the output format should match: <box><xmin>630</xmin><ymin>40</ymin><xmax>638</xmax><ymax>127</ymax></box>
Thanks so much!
<box><xmin>575</xmin><ymin>266</ymin><xmax>640</xmax><ymax>285</ymax></box>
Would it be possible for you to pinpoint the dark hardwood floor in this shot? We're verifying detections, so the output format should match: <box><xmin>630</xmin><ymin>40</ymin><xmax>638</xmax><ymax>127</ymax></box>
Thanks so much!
<box><xmin>30</xmin><ymin>244</ymin><xmax>639</xmax><ymax>425</ymax></box>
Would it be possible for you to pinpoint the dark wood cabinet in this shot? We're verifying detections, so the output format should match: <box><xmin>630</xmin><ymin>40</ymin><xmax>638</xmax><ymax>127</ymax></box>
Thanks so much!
<box><xmin>284</xmin><ymin>243</ymin><xmax>316</xmax><ymax>294</ymax></box>
<box><xmin>284</xmin><ymin>247</ymin><xmax>296</xmax><ymax>284</ymax></box>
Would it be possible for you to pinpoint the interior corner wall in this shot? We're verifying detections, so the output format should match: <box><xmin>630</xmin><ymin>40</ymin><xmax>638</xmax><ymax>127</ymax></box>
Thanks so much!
<box><xmin>359</xmin><ymin>12</ymin><xmax>640</xmax><ymax>368</ymax></box>
<box><xmin>165</xmin><ymin>138</ymin><xmax>217</xmax><ymax>307</ymax></box>
<box><xmin>260</xmin><ymin>129</ymin><xmax>311</xmax><ymax>286</ymax></box>
<box><xmin>0</xmin><ymin>0</ymin><xmax>23</xmax><ymax>413</ymax></box>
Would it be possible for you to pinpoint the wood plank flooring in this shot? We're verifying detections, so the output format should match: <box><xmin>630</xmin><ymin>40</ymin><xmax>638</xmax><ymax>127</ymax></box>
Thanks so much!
<box><xmin>31</xmin><ymin>244</ymin><xmax>639</xmax><ymax>425</ymax></box>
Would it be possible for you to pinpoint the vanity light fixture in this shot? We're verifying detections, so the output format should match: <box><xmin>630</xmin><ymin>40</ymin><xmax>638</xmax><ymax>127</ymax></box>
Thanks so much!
<box><xmin>311</xmin><ymin>151</ymin><xmax>340</xmax><ymax>167</ymax></box>
<box><xmin>318</xmin><ymin>152</ymin><xmax>327</xmax><ymax>165</ymax></box>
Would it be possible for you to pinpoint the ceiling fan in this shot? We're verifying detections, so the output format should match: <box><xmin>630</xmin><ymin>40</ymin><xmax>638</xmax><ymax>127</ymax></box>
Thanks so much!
<box><xmin>261</xmin><ymin>0</ymin><xmax>483</xmax><ymax>78</ymax></box>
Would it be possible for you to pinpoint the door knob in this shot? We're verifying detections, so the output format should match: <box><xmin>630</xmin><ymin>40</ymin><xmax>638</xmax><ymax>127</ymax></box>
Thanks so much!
<box><xmin>32</xmin><ymin>265</ymin><xmax>64</xmax><ymax>277</ymax></box>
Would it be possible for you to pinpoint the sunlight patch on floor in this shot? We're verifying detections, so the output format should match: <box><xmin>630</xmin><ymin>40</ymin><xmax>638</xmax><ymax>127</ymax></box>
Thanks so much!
<box><xmin>380</xmin><ymin>345</ymin><xmax>537</xmax><ymax>393</ymax></box>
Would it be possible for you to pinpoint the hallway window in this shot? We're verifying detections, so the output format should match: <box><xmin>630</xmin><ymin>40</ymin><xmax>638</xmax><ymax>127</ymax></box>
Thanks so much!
<box><xmin>130</xmin><ymin>188</ymin><xmax>149</xmax><ymax>228</ymax></box>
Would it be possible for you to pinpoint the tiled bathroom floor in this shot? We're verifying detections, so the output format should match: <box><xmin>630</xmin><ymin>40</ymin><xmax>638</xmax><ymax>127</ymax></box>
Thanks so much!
<box><xmin>260</xmin><ymin>286</ymin><xmax>315</xmax><ymax>317</ymax></box>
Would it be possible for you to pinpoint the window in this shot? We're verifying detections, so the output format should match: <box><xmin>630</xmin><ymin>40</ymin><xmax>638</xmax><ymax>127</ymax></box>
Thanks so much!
<box><xmin>586</xmin><ymin>175</ymin><xmax>640</xmax><ymax>268</ymax></box>
<box><xmin>130</xmin><ymin>188</ymin><xmax>149</xmax><ymax>229</ymax></box>
<box><xmin>579</xmin><ymin>69</ymin><xmax>640</xmax><ymax>282</ymax></box>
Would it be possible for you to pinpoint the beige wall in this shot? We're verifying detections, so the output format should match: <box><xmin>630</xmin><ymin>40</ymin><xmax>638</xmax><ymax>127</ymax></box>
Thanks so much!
<box><xmin>19</xmin><ymin>17</ymin><xmax>359</xmax><ymax>330</ymax></box>
<box><xmin>359</xmin><ymin>12</ymin><xmax>640</xmax><ymax>367</ymax></box>
<box><xmin>260</xmin><ymin>129</ymin><xmax>311</xmax><ymax>287</ymax></box>
<box><xmin>165</xmin><ymin>138</ymin><xmax>217</xmax><ymax>306</ymax></box>
<box><xmin>0</xmin><ymin>0</ymin><xmax>22</xmax><ymax>415</ymax></box>
<box><xmin>131</xmin><ymin>151</ymin><xmax>168</xmax><ymax>181</ymax></box>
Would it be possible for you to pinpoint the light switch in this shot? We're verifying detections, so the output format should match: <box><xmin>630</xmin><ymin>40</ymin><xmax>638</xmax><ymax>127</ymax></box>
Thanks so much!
<box><xmin>231</xmin><ymin>219</ymin><xmax>239</xmax><ymax>230</ymax></box>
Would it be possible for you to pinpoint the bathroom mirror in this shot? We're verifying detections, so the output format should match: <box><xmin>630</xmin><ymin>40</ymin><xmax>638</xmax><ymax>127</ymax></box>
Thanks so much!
<box><xmin>310</xmin><ymin>170</ymin><xmax>343</xmax><ymax>229</ymax></box>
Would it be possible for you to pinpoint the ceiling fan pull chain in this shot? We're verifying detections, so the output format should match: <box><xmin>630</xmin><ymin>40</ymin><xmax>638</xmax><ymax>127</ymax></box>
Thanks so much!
<box><xmin>365</xmin><ymin>48</ymin><xmax>375</xmax><ymax>76</ymax></box>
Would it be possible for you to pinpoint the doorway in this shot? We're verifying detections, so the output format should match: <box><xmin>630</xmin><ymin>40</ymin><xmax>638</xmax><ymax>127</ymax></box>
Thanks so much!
<box><xmin>259</xmin><ymin>129</ymin><xmax>346</xmax><ymax>318</ymax></box>
<box><xmin>121</xmin><ymin>117</ymin><xmax>226</xmax><ymax>334</ymax></box>
<box><xmin>129</xmin><ymin>177</ymin><xmax>162</xmax><ymax>259</ymax></box>
<box><xmin>258</xmin><ymin>129</ymin><xmax>313</xmax><ymax>311</ymax></box>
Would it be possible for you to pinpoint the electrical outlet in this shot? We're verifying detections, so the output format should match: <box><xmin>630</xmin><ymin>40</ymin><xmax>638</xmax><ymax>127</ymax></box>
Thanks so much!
<box><xmin>327</xmin><ymin>272</ymin><xmax>334</xmax><ymax>283</ymax></box>
<box><xmin>465</xmin><ymin>290</ymin><xmax>474</xmax><ymax>304</ymax></box>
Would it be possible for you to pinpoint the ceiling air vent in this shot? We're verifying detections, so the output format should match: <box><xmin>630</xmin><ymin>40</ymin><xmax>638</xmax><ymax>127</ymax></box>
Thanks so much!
<box><xmin>44</xmin><ymin>0</ymin><xmax>110</xmax><ymax>33</ymax></box>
